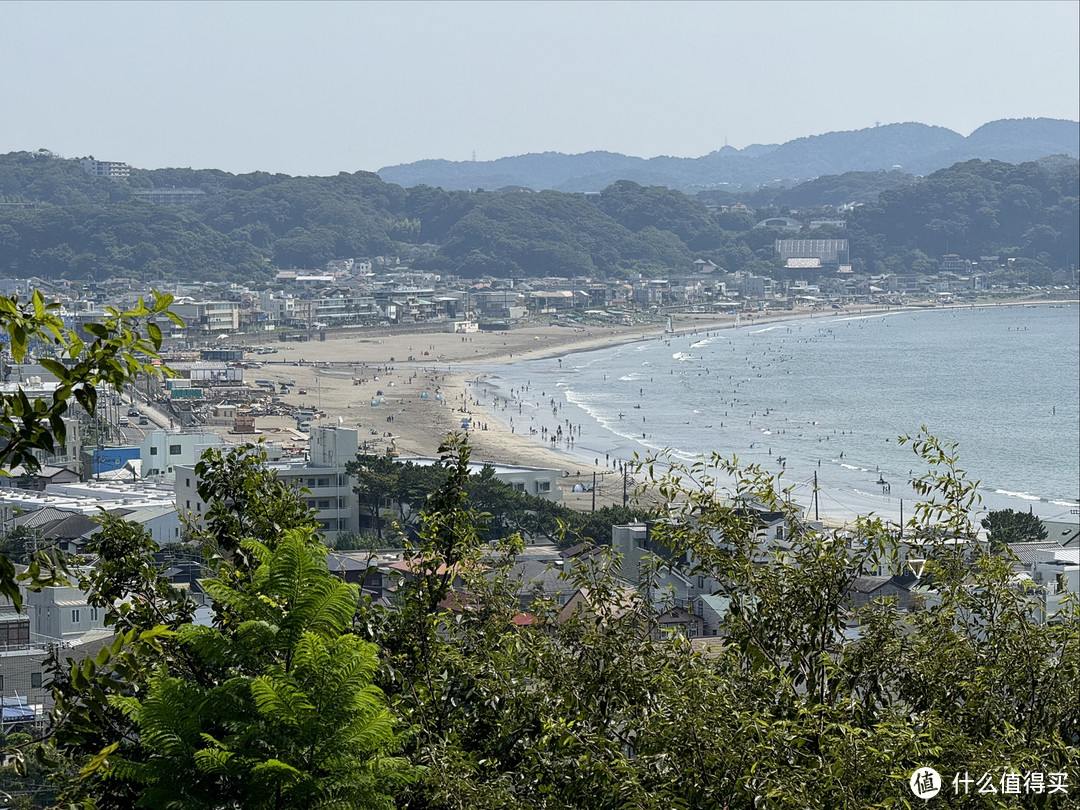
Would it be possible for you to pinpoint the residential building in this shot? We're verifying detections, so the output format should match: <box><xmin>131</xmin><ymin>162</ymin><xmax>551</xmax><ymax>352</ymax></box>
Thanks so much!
<box><xmin>80</xmin><ymin>158</ymin><xmax>131</xmax><ymax>179</ymax></box>
<box><xmin>23</xmin><ymin>579</ymin><xmax>108</xmax><ymax>641</ymax></box>
<box><xmin>1031</xmin><ymin>547</ymin><xmax>1079</xmax><ymax>622</ymax></box>
<box><xmin>140</xmin><ymin>430</ymin><xmax>223</xmax><ymax>480</ymax></box>
<box><xmin>175</xmin><ymin>425</ymin><xmax>361</xmax><ymax>540</ymax></box>
<box><xmin>172</xmin><ymin>301</ymin><xmax>241</xmax><ymax>333</ymax></box>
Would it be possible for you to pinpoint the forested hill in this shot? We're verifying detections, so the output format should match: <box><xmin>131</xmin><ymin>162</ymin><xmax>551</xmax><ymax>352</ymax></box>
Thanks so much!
<box><xmin>378</xmin><ymin>118</ymin><xmax>1079</xmax><ymax>193</ymax></box>
<box><xmin>0</xmin><ymin>150</ymin><xmax>1076</xmax><ymax>284</ymax></box>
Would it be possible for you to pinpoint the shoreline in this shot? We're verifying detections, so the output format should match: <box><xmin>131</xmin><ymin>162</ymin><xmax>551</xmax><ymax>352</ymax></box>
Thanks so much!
<box><xmin>214</xmin><ymin>298</ymin><xmax>1077</xmax><ymax>521</ymax></box>
<box><xmin>467</xmin><ymin>301</ymin><xmax>1079</xmax><ymax>525</ymax></box>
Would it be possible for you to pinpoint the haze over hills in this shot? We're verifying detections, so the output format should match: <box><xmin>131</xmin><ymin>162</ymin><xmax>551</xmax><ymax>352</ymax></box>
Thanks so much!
<box><xmin>378</xmin><ymin>118</ymin><xmax>1079</xmax><ymax>193</ymax></box>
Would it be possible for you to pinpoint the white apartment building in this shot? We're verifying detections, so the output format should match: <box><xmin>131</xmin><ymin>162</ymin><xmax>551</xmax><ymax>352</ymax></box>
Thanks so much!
<box><xmin>80</xmin><ymin>158</ymin><xmax>131</xmax><ymax>179</ymax></box>
<box><xmin>257</xmin><ymin>290</ymin><xmax>296</xmax><ymax>327</ymax></box>
<box><xmin>172</xmin><ymin>301</ymin><xmax>241</xmax><ymax>333</ymax></box>
<box><xmin>140</xmin><ymin>430</ymin><xmax>223</xmax><ymax>480</ymax></box>
<box><xmin>175</xmin><ymin>426</ymin><xmax>362</xmax><ymax>540</ymax></box>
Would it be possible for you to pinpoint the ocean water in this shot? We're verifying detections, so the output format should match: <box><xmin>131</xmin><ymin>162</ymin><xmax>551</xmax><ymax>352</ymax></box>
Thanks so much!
<box><xmin>473</xmin><ymin>304</ymin><xmax>1080</xmax><ymax>525</ymax></box>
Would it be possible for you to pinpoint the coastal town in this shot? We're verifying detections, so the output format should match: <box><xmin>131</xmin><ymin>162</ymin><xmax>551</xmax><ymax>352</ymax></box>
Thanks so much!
<box><xmin>0</xmin><ymin>257</ymin><xmax>1075</xmax><ymax>748</ymax></box>
<box><xmin>0</xmin><ymin>1</ymin><xmax>1076</xmax><ymax>801</ymax></box>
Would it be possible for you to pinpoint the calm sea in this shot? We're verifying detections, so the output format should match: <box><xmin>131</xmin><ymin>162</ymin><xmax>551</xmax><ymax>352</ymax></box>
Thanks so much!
<box><xmin>474</xmin><ymin>304</ymin><xmax>1080</xmax><ymax>525</ymax></box>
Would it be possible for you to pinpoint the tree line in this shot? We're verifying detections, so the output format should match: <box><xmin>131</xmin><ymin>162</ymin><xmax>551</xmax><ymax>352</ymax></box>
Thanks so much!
<box><xmin>1</xmin><ymin>150</ymin><xmax>1076</xmax><ymax>285</ymax></box>
<box><xmin>0</xmin><ymin>292</ymin><xmax>1075</xmax><ymax>807</ymax></box>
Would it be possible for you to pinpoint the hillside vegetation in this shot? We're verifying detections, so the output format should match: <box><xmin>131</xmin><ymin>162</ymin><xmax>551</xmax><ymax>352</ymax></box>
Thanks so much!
<box><xmin>0</xmin><ymin>149</ymin><xmax>1076</xmax><ymax>284</ymax></box>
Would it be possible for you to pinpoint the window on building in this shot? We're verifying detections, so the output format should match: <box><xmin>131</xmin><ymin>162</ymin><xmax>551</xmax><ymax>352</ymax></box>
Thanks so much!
<box><xmin>186</xmin><ymin>478</ymin><xmax>191</xmax><ymax>487</ymax></box>
<box><xmin>169</xmin><ymin>444</ymin><xmax>181</xmax><ymax>455</ymax></box>
<box><xmin>317</xmin><ymin>499</ymin><xmax>330</xmax><ymax>509</ymax></box>
<box><xmin>0</xmin><ymin>675</ymin><xmax>4</xmax><ymax>691</ymax></box>
<box><xmin>91</xmin><ymin>608</ymin><xmax>99</xmax><ymax>622</ymax></box>
<box><xmin>71</xmin><ymin>609</ymin><xmax>80</xmax><ymax>623</ymax></box>
<box><xmin>31</xmin><ymin>672</ymin><xmax>43</xmax><ymax>688</ymax></box>
<box><xmin>317</xmin><ymin>478</ymin><xmax>330</xmax><ymax>487</ymax></box>
<box><xmin>537</xmin><ymin>481</ymin><xmax>551</xmax><ymax>492</ymax></box>
<box><xmin>150</xmin><ymin>446</ymin><xmax>158</xmax><ymax>455</ymax></box>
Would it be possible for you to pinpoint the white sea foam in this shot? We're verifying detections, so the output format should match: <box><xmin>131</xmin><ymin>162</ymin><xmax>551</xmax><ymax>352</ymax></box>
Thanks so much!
<box><xmin>828</xmin><ymin>312</ymin><xmax>901</xmax><ymax>323</ymax></box>
<box><xmin>995</xmin><ymin>489</ymin><xmax>1041</xmax><ymax>501</ymax></box>
<box><xmin>477</xmin><ymin>305</ymin><xmax>1078</xmax><ymax>522</ymax></box>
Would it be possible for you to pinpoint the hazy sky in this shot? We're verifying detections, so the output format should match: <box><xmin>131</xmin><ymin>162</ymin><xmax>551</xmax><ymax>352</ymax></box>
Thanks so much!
<box><xmin>2</xmin><ymin>1</ymin><xmax>1077</xmax><ymax>176</ymax></box>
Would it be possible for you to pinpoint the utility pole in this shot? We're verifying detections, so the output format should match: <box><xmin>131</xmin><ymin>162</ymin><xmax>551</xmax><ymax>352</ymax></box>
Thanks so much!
<box><xmin>622</xmin><ymin>465</ymin><xmax>628</xmax><ymax>508</ymax></box>
<box><xmin>591</xmin><ymin>471</ymin><xmax>596</xmax><ymax>512</ymax></box>
<box><xmin>899</xmin><ymin>498</ymin><xmax>903</xmax><ymax>539</ymax></box>
<box><xmin>813</xmin><ymin>470</ymin><xmax>819</xmax><ymax>522</ymax></box>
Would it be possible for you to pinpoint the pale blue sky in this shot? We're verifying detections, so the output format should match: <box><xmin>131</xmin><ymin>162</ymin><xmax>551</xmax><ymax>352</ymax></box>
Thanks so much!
<box><xmin>2</xmin><ymin>1</ymin><xmax>1076</xmax><ymax>176</ymax></box>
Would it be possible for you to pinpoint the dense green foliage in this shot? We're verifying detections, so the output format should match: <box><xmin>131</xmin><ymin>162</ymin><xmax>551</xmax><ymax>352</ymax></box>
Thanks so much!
<box><xmin>359</xmin><ymin>433</ymin><xmax>1080</xmax><ymax>809</ymax></box>
<box><xmin>854</xmin><ymin>159</ymin><xmax>1079</xmax><ymax>272</ymax></box>
<box><xmin>1</xmin><ymin>428</ymin><xmax>1074</xmax><ymax>808</ymax></box>
<box><xmin>982</xmin><ymin>508</ymin><xmax>1050</xmax><ymax>549</ymax></box>
<box><xmin>346</xmin><ymin>452</ymin><xmax>648</xmax><ymax>547</ymax></box>
<box><xmin>1</xmin><ymin>148</ymin><xmax>1076</xmax><ymax>284</ymax></box>
<box><xmin>0</xmin><ymin>275</ymin><xmax>1074</xmax><ymax>807</ymax></box>
<box><xmin>40</xmin><ymin>446</ymin><xmax>415</xmax><ymax>809</ymax></box>
<box><xmin>0</xmin><ymin>288</ymin><xmax>178</xmax><ymax>609</ymax></box>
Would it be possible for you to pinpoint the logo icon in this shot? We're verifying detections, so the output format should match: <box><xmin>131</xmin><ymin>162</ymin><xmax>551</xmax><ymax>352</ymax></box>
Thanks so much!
<box><xmin>910</xmin><ymin>767</ymin><xmax>942</xmax><ymax>799</ymax></box>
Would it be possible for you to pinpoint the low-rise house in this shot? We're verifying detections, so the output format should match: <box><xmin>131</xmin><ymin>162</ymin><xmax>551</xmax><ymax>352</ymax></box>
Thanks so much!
<box><xmin>1031</xmin><ymin>547</ymin><xmax>1079</xmax><ymax>622</ymax></box>
<box><xmin>847</xmin><ymin>573</ymin><xmax>915</xmax><ymax>611</ymax></box>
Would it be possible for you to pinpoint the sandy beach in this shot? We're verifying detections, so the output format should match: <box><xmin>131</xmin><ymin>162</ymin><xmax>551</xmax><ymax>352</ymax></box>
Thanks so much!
<box><xmin>220</xmin><ymin>299</ymin><xmax>1071</xmax><ymax>513</ymax></box>
<box><xmin>214</xmin><ymin>308</ymin><xmax>859</xmax><ymax>509</ymax></box>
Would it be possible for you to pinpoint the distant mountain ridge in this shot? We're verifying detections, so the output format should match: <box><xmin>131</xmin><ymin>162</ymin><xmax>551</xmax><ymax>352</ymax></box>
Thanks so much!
<box><xmin>378</xmin><ymin>118</ymin><xmax>1079</xmax><ymax>193</ymax></box>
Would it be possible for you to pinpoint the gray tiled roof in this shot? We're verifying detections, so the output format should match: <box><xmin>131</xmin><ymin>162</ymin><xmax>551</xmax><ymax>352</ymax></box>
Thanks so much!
<box><xmin>1007</xmin><ymin>541</ymin><xmax>1069</xmax><ymax>567</ymax></box>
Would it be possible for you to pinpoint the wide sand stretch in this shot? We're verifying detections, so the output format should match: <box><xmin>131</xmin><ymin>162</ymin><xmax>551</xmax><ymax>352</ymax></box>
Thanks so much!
<box><xmin>234</xmin><ymin>309</ymin><xmax>862</xmax><ymax>509</ymax></box>
<box><xmin>221</xmin><ymin>297</ymin><xmax>1072</xmax><ymax>515</ymax></box>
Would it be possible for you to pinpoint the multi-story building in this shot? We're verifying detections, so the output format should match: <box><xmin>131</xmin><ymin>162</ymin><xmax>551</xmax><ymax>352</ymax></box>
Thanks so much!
<box><xmin>23</xmin><ymin>580</ymin><xmax>107</xmax><ymax>641</ymax></box>
<box><xmin>176</xmin><ymin>425</ymin><xmax>361</xmax><ymax>540</ymax></box>
<box><xmin>175</xmin><ymin>425</ymin><xmax>565</xmax><ymax>542</ymax></box>
<box><xmin>140</xmin><ymin>430</ymin><xmax>223</xmax><ymax>480</ymax></box>
<box><xmin>80</xmin><ymin>158</ymin><xmax>131</xmax><ymax>179</ymax></box>
<box><xmin>172</xmin><ymin>301</ymin><xmax>241</xmax><ymax>333</ymax></box>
